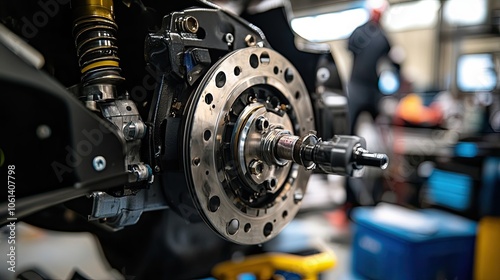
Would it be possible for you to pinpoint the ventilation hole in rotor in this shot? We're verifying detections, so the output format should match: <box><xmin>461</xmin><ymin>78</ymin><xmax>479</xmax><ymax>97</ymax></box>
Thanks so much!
<box><xmin>227</xmin><ymin>219</ymin><xmax>239</xmax><ymax>235</ymax></box>
<box><xmin>244</xmin><ymin>223</ymin><xmax>251</xmax><ymax>232</ymax></box>
<box><xmin>192</xmin><ymin>157</ymin><xmax>200</xmax><ymax>166</ymax></box>
<box><xmin>205</xmin><ymin>170</ymin><xmax>209</xmax><ymax>175</ymax></box>
<box><xmin>249</xmin><ymin>54</ymin><xmax>259</xmax><ymax>69</ymax></box>
<box><xmin>270</xmin><ymin>97</ymin><xmax>280</xmax><ymax>108</ymax></box>
<box><xmin>215</xmin><ymin>71</ymin><xmax>226</xmax><ymax>88</ymax></box>
<box><xmin>260</xmin><ymin>52</ymin><xmax>270</xmax><ymax>65</ymax></box>
<box><xmin>273</xmin><ymin>66</ymin><xmax>279</xmax><ymax>74</ymax></box>
<box><xmin>205</xmin><ymin>93</ymin><xmax>213</xmax><ymax>104</ymax></box>
<box><xmin>269</xmin><ymin>178</ymin><xmax>277</xmax><ymax>188</ymax></box>
<box><xmin>295</xmin><ymin>91</ymin><xmax>300</xmax><ymax>99</ymax></box>
<box><xmin>282</xmin><ymin>210</ymin><xmax>288</xmax><ymax>219</ymax></box>
<box><xmin>263</xmin><ymin>222</ymin><xmax>273</xmax><ymax>237</ymax></box>
<box><xmin>284</xmin><ymin>68</ymin><xmax>294</xmax><ymax>83</ymax></box>
<box><xmin>234</xmin><ymin>66</ymin><xmax>241</xmax><ymax>76</ymax></box>
<box><xmin>208</xmin><ymin>196</ymin><xmax>220</xmax><ymax>212</ymax></box>
<box><xmin>204</xmin><ymin>129</ymin><xmax>211</xmax><ymax>141</ymax></box>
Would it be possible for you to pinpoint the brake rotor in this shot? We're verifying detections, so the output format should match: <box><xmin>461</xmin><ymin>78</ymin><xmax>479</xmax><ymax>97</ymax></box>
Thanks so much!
<box><xmin>183</xmin><ymin>47</ymin><xmax>315</xmax><ymax>244</ymax></box>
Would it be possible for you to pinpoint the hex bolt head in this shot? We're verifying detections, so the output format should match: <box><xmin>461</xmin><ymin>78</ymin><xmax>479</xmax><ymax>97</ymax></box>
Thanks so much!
<box><xmin>249</xmin><ymin>160</ymin><xmax>264</xmax><ymax>175</ymax></box>
<box><xmin>92</xmin><ymin>156</ymin><xmax>106</xmax><ymax>172</ymax></box>
<box><xmin>255</xmin><ymin>116</ymin><xmax>269</xmax><ymax>131</ymax></box>
<box><xmin>123</xmin><ymin>122</ymin><xmax>136</xmax><ymax>141</ymax></box>
<box><xmin>123</xmin><ymin>121</ymin><xmax>146</xmax><ymax>141</ymax></box>
<box><xmin>245</xmin><ymin>34</ymin><xmax>256</xmax><ymax>46</ymax></box>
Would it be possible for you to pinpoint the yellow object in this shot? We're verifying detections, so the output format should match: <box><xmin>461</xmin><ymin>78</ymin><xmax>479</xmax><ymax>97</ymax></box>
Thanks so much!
<box><xmin>73</xmin><ymin>0</ymin><xmax>115</xmax><ymax>22</ymax></box>
<box><xmin>81</xmin><ymin>60</ymin><xmax>119</xmax><ymax>73</ymax></box>
<box><xmin>212</xmin><ymin>251</ymin><xmax>336</xmax><ymax>280</ymax></box>
<box><xmin>474</xmin><ymin>217</ymin><xmax>500</xmax><ymax>280</ymax></box>
<box><xmin>73</xmin><ymin>0</ymin><xmax>120</xmax><ymax>74</ymax></box>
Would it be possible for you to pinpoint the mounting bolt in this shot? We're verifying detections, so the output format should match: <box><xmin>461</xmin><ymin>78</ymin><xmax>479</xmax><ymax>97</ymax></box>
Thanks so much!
<box><xmin>255</xmin><ymin>116</ymin><xmax>269</xmax><ymax>131</ymax></box>
<box><xmin>36</xmin><ymin>124</ymin><xmax>51</xmax><ymax>140</ymax></box>
<box><xmin>249</xmin><ymin>160</ymin><xmax>264</xmax><ymax>175</ymax></box>
<box><xmin>92</xmin><ymin>156</ymin><xmax>106</xmax><ymax>172</ymax></box>
<box><xmin>225</xmin><ymin>33</ymin><xmax>234</xmax><ymax>44</ymax></box>
<box><xmin>294</xmin><ymin>190</ymin><xmax>304</xmax><ymax>203</ymax></box>
<box><xmin>130</xmin><ymin>163</ymin><xmax>154</xmax><ymax>183</ymax></box>
<box><xmin>245</xmin><ymin>34</ymin><xmax>256</xmax><ymax>46</ymax></box>
<box><xmin>123</xmin><ymin>121</ymin><xmax>146</xmax><ymax>141</ymax></box>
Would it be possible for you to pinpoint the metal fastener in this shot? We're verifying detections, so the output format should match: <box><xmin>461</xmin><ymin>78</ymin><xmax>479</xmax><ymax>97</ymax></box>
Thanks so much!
<box><xmin>249</xmin><ymin>160</ymin><xmax>264</xmax><ymax>175</ymax></box>
<box><xmin>180</xmin><ymin>16</ymin><xmax>199</xmax><ymax>33</ymax></box>
<box><xmin>245</xmin><ymin>34</ymin><xmax>256</xmax><ymax>46</ymax></box>
<box><xmin>255</xmin><ymin>116</ymin><xmax>269</xmax><ymax>131</ymax></box>
<box><xmin>225</xmin><ymin>33</ymin><xmax>234</xmax><ymax>44</ymax></box>
<box><xmin>36</xmin><ymin>125</ymin><xmax>51</xmax><ymax>139</ymax></box>
<box><xmin>92</xmin><ymin>156</ymin><xmax>106</xmax><ymax>171</ymax></box>
<box><xmin>123</xmin><ymin>121</ymin><xmax>146</xmax><ymax>141</ymax></box>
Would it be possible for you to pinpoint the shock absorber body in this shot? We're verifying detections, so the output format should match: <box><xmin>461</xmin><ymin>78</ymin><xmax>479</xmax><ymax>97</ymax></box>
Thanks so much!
<box><xmin>72</xmin><ymin>0</ymin><xmax>124</xmax><ymax>104</ymax></box>
<box><xmin>71</xmin><ymin>0</ymin><xmax>152</xmax><ymax>190</ymax></box>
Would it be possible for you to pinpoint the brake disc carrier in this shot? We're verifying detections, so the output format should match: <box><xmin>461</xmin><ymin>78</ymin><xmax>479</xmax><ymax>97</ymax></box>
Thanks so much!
<box><xmin>183</xmin><ymin>47</ymin><xmax>315</xmax><ymax>244</ymax></box>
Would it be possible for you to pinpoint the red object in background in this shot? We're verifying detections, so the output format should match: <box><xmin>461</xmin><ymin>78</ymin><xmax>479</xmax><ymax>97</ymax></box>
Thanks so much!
<box><xmin>325</xmin><ymin>206</ymin><xmax>350</xmax><ymax>230</ymax></box>
<box><xmin>371</xmin><ymin>9</ymin><xmax>383</xmax><ymax>23</ymax></box>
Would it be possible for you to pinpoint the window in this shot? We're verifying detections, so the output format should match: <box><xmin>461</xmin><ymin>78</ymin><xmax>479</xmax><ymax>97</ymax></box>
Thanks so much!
<box><xmin>290</xmin><ymin>8</ymin><xmax>370</xmax><ymax>42</ymax></box>
<box><xmin>457</xmin><ymin>54</ymin><xmax>497</xmax><ymax>92</ymax></box>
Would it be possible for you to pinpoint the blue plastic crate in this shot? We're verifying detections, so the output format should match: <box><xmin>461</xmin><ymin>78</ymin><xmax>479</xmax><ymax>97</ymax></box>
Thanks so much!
<box><xmin>480</xmin><ymin>157</ymin><xmax>500</xmax><ymax>216</ymax></box>
<box><xmin>351</xmin><ymin>204</ymin><xmax>476</xmax><ymax>280</ymax></box>
<box><xmin>427</xmin><ymin>169</ymin><xmax>472</xmax><ymax>211</ymax></box>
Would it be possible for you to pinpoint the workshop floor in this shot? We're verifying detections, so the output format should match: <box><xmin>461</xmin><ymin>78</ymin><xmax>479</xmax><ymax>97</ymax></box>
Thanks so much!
<box><xmin>265</xmin><ymin>173</ymin><xmax>355</xmax><ymax>279</ymax></box>
<box><xmin>0</xmin><ymin>174</ymin><xmax>353</xmax><ymax>279</ymax></box>
<box><xmin>0</xmin><ymin>223</ymin><xmax>123</xmax><ymax>279</ymax></box>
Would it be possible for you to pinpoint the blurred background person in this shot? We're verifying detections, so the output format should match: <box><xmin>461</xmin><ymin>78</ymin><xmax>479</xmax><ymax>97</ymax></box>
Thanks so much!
<box><xmin>344</xmin><ymin>2</ymin><xmax>394</xmax><ymax>212</ymax></box>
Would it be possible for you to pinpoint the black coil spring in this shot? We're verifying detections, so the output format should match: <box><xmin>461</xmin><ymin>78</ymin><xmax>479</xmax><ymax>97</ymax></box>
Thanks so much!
<box><xmin>73</xmin><ymin>16</ymin><xmax>124</xmax><ymax>85</ymax></box>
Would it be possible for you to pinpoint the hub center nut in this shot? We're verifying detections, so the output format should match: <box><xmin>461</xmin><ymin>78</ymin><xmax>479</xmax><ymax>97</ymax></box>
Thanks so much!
<box><xmin>249</xmin><ymin>160</ymin><xmax>264</xmax><ymax>175</ymax></box>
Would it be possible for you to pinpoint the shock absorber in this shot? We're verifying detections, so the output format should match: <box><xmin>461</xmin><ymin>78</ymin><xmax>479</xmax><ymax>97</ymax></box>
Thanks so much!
<box><xmin>72</xmin><ymin>0</ymin><xmax>124</xmax><ymax>103</ymax></box>
<box><xmin>71</xmin><ymin>0</ymin><xmax>152</xmax><ymax>186</ymax></box>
